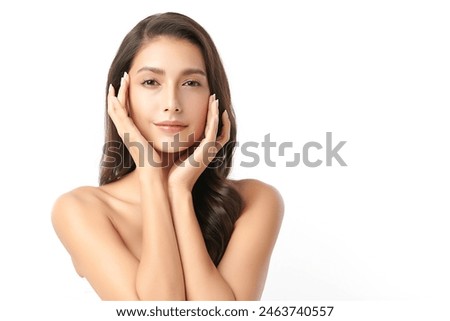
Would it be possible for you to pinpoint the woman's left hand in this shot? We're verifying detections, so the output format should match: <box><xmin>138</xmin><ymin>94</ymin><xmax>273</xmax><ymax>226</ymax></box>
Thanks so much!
<box><xmin>168</xmin><ymin>94</ymin><xmax>230</xmax><ymax>192</ymax></box>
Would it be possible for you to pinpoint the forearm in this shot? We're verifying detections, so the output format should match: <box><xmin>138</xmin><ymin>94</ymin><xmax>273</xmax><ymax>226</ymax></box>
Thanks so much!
<box><xmin>136</xmin><ymin>173</ymin><xmax>185</xmax><ymax>300</ymax></box>
<box><xmin>169</xmin><ymin>188</ymin><xmax>235</xmax><ymax>300</ymax></box>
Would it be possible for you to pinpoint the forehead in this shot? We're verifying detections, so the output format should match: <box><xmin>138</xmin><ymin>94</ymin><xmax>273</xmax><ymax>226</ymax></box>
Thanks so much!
<box><xmin>130</xmin><ymin>36</ymin><xmax>206</xmax><ymax>72</ymax></box>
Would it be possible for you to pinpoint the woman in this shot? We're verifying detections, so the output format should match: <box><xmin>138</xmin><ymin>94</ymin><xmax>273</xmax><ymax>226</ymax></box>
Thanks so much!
<box><xmin>52</xmin><ymin>12</ymin><xmax>283</xmax><ymax>301</ymax></box>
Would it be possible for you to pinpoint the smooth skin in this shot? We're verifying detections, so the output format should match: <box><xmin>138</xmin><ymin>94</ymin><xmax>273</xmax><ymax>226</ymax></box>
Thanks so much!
<box><xmin>52</xmin><ymin>36</ymin><xmax>284</xmax><ymax>301</ymax></box>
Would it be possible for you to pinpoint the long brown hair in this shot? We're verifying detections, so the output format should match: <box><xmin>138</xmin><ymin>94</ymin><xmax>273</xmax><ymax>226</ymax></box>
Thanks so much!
<box><xmin>99</xmin><ymin>12</ymin><xmax>243</xmax><ymax>265</ymax></box>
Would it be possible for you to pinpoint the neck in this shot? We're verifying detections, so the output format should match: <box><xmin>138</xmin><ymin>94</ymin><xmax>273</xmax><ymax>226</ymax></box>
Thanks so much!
<box><xmin>126</xmin><ymin>148</ymin><xmax>186</xmax><ymax>183</ymax></box>
<box><xmin>159</xmin><ymin>150</ymin><xmax>178</xmax><ymax>178</ymax></box>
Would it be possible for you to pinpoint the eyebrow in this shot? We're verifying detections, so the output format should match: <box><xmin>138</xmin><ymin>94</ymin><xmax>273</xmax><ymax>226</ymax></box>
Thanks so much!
<box><xmin>136</xmin><ymin>66</ymin><xmax>207</xmax><ymax>77</ymax></box>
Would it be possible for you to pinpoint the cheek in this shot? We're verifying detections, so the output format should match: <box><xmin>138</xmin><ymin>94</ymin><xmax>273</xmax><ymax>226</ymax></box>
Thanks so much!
<box><xmin>188</xmin><ymin>99</ymin><xmax>209</xmax><ymax>140</ymax></box>
<box><xmin>128</xmin><ymin>87</ymin><xmax>156</xmax><ymax>122</ymax></box>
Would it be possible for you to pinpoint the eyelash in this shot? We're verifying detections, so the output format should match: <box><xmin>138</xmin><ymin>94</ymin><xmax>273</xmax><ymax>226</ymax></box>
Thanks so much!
<box><xmin>142</xmin><ymin>79</ymin><xmax>159</xmax><ymax>86</ymax></box>
<box><xmin>141</xmin><ymin>79</ymin><xmax>201</xmax><ymax>87</ymax></box>
<box><xmin>183</xmin><ymin>80</ymin><xmax>201</xmax><ymax>87</ymax></box>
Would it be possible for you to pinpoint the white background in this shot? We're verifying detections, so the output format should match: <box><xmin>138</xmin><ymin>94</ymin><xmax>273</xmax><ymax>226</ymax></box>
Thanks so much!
<box><xmin>1</xmin><ymin>0</ymin><xmax>449</xmax><ymax>319</ymax></box>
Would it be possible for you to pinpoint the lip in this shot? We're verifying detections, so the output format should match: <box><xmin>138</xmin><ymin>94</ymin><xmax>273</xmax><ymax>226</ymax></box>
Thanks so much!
<box><xmin>154</xmin><ymin>120</ymin><xmax>188</xmax><ymax>134</ymax></box>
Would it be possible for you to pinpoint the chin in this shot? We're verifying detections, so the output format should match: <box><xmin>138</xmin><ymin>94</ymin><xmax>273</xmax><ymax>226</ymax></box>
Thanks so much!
<box><xmin>150</xmin><ymin>136</ymin><xmax>194</xmax><ymax>154</ymax></box>
<box><xmin>152</xmin><ymin>132</ymin><xmax>202</xmax><ymax>153</ymax></box>
<box><xmin>154</xmin><ymin>144</ymin><xmax>191</xmax><ymax>154</ymax></box>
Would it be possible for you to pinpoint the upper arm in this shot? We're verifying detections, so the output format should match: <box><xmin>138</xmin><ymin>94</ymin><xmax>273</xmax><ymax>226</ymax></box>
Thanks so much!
<box><xmin>218</xmin><ymin>180</ymin><xmax>284</xmax><ymax>300</ymax></box>
<box><xmin>51</xmin><ymin>190</ymin><xmax>140</xmax><ymax>300</ymax></box>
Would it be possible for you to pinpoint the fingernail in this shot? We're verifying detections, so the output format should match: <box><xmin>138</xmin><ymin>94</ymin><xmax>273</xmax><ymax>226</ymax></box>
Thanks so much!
<box><xmin>108</xmin><ymin>84</ymin><xmax>113</xmax><ymax>92</ymax></box>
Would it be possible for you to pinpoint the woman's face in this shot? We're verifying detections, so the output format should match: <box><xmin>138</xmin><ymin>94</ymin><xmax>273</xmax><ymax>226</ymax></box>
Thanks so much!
<box><xmin>128</xmin><ymin>36</ymin><xmax>210</xmax><ymax>154</ymax></box>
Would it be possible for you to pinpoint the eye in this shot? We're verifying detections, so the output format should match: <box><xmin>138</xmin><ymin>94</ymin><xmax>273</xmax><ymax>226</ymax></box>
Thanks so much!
<box><xmin>142</xmin><ymin>79</ymin><xmax>159</xmax><ymax>86</ymax></box>
<box><xmin>183</xmin><ymin>80</ymin><xmax>201</xmax><ymax>87</ymax></box>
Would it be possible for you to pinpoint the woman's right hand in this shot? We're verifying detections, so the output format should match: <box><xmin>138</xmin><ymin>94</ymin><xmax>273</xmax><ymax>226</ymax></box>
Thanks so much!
<box><xmin>107</xmin><ymin>72</ymin><xmax>162</xmax><ymax>176</ymax></box>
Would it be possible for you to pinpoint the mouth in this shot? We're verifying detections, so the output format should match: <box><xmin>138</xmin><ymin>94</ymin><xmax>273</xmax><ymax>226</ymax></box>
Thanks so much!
<box><xmin>154</xmin><ymin>120</ymin><xmax>188</xmax><ymax>134</ymax></box>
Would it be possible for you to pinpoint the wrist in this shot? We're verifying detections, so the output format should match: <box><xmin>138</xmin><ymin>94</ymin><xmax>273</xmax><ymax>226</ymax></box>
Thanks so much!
<box><xmin>137</xmin><ymin>168</ymin><xmax>165</xmax><ymax>186</ymax></box>
<box><xmin>168</xmin><ymin>184</ymin><xmax>192</xmax><ymax>199</ymax></box>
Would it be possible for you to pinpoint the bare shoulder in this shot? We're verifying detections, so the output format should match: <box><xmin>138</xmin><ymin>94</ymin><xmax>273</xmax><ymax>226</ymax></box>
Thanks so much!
<box><xmin>228</xmin><ymin>178</ymin><xmax>284</xmax><ymax>242</ymax></box>
<box><xmin>51</xmin><ymin>186</ymin><xmax>113</xmax><ymax>275</ymax></box>
<box><xmin>231</xmin><ymin>178</ymin><xmax>284</xmax><ymax>221</ymax></box>
<box><xmin>218</xmin><ymin>179</ymin><xmax>284</xmax><ymax>299</ymax></box>
<box><xmin>51</xmin><ymin>186</ymin><xmax>108</xmax><ymax>223</ymax></box>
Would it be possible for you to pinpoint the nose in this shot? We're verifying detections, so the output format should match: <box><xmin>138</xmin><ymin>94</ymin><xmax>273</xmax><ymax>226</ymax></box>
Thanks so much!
<box><xmin>163</xmin><ymin>87</ymin><xmax>182</xmax><ymax>113</ymax></box>
<box><xmin>164</xmin><ymin>105</ymin><xmax>181</xmax><ymax>112</ymax></box>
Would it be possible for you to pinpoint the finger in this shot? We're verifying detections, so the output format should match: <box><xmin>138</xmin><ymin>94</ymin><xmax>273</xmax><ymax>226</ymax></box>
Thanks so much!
<box><xmin>117</xmin><ymin>72</ymin><xmax>128</xmax><ymax>109</ymax></box>
<box><xmin>188</xmin><ymin>98</ymin><xmax>221</xmax><ymax>168</ymax></box>
<box><xmin>124</xmin><ymin>72</ymin><xmax>130</xmax><ymax>114</ymax></box>
<box><xmin>107</xmin><ymin>94</ymin><xmax>124</xmax><ymax>138</ymax></box>
<box><xmin>204</xmin><ymin>97</ymin><xmax>219</xmax><ymax>142</ymax></box>
<box><xmin>108</xmin><ymin>86</ymin><xmax>123</xmax><ymax>117</ymax></box>
<box><xmin>107</xmin><ymin>84</ymin><xmax>118</xmax><ymax>116</ymax></box>
<box><xmin>216</xmin><ymin>110</ymin><xmax>231</xmax><ymax>147</ymax></box>
<box><xmin>108</xmin><ymin>84</ymin><xmax>132</xmax><ymax>139</ymax></box>
<box><xmin>204</xmin><ymin>94</ymin><xmax>215</xmax><ymax>133</ymax></box>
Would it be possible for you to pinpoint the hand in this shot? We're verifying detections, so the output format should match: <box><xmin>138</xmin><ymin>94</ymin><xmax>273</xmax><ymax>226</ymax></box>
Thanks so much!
<box><xmin>107</xmin><ymin>72</ymin><xmax>162</xmax><ymax>176</ymax></box>
<box><xmin>168</xmin><ymin>94</ymin><xmax>231</xmax><ymax>192</ymax></box>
